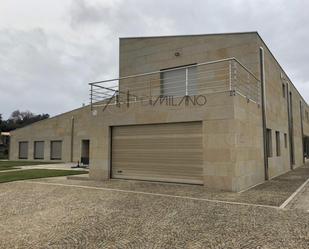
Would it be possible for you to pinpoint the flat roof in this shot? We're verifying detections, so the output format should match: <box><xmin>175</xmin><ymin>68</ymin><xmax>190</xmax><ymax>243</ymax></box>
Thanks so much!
<box><xmin>120</xmin><ymin>31</ymin><xmax>258</xmax><ymax>40</ymax></box>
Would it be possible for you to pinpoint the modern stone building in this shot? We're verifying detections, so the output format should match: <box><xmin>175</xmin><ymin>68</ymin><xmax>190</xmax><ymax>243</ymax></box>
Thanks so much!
<box><xmin>9</xmin><ymin>32</ymin><xmax>309</xmax><ymax>191</ymax></box>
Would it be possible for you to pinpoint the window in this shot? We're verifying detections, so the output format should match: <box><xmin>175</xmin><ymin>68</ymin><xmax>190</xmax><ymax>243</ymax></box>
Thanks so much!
<box><xmin>284</xmin><ymin>133</ymin><xmax>287</xmax><ymax>148</ymax></box>
<box><xmin>161</xmin><ymin>65</ymin><xmax>197</xmax><ymax>96</ymax></box>
<box><xmin>34</xmin><ymin>141</ymin><xmax>44</xmax><ymax>159</ymax></box>
<box><xmin>306</xmin><ymin>110</ymin><xmax>309</xmax><ymax>122</ymax></box>
<box><xmin>276</xmin><ymin>131</ymin><xmax>281</xmax><ymax>156</ymax></box>
<box><xmin>282</xmin><ymin>83</ymin><xmax>286</xmax><ymax>98</ymax></box>
<box><xmin>50</xmin><ymin>141</ymin><xmax>62</xmax><ymax>160</ymax></box>
<box><xmin>19</xmin><ymin>141</ymin><xmax>28</xmax><ymax>159</ymax></box>
<box><xmin>266</xmin><ymin>129</ymin><xmax>272</xmax><ymax>157</ymax></box>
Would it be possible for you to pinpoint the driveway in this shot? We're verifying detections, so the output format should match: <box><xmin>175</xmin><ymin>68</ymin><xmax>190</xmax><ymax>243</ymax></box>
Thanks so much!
<box><xmin>0</xmin><ymin>174</ymin><xmax>309</xmax><ymax>248</ymax></box>
<box><xmin>287</xmin><ymin>179</ymin><xmax>309</xmax><ymax>211</ymax></box>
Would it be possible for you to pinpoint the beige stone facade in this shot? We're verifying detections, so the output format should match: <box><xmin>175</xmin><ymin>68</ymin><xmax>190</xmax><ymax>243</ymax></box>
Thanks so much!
<box><xmin>9</xmin><ymin>32</ymin><xmax>309</xmax><ymax>191</ymax></box>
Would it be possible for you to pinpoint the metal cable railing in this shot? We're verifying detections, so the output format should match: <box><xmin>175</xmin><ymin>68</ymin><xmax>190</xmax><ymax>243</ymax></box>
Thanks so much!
<box><xmin>89</xmin><ymin>57</ymin><xmax>261</xmax><ymax>109</ymax></box>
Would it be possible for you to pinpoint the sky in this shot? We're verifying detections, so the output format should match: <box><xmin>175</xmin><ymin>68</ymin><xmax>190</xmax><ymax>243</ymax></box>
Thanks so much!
<box><xmin>0</xmin><ymin>0</ymin><xmax>308</xmax><ymax>119</ymax></box>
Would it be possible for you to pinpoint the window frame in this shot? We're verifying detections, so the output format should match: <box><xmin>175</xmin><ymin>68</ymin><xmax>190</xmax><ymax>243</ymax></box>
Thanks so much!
<box><xmin>18</xmin><ymin>141</ymin><xmax>29</xmax><ymax>159</ymax></box>
<box><xmin>275</xmin><ymin>131</ymin><xmax>281</xmax><ymax>157</ymax></box>
<box><xmin>266</xmin><ymin>129</ymin><xmax>272</xmax><ymax>158</ymax></box>
<box><xmin>282</xmin><ymin>83</ymin><xmax>286</xmax><ymax>98</ymax></box>
<box><xmin>50</xmin><ymin>140</ymin><xmax>62</xmax><ymax>160</ymax></box>
<box><xmin>284</xmin><ymin>133</ymin><xmax>287</xmax><ymax>148</ymax></box>
<box><xmin>33</xmin><ymin>141</ymin><xmax>45</xmax><ymax>160</ymax></box>
<box><xmin>160</xmin><ymin>63</ymin><xmax>197</xmax><ymax>96</ymax></box>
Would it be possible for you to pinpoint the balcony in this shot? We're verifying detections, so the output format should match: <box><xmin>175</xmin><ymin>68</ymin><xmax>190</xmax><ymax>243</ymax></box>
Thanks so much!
<box><xmin>89</xmin><ymin>58</ymin><xmax>260</xmax><ymax>110</ymax></box>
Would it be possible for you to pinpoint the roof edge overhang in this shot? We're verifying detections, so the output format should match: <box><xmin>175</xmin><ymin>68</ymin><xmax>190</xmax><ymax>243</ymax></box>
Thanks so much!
<box><xmin>119</xmin><ymin>31</ymin><xmax>259</xmax><ymax>40</ymax></box>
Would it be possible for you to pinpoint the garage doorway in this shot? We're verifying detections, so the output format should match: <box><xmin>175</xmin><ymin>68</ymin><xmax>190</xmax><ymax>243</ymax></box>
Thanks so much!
<box><xmin>81</xmin><ymin>140</ymin><xmax>90</xmax><ymax>165</ymax></box>
<box><xmin>111</xmin><ymin>122</ymin><xmax>203</xmax><ymax>184</ymax></box>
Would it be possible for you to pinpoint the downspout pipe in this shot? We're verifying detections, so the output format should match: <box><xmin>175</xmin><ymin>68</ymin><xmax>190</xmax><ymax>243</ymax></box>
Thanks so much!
<box><xmin>70</xmin><ymin>116</ymin><xmax>75</xmax><ymax>162</ymax></box>
<box><xmin>286</xmin><ymin>84</ymin><xmax>292</xmax><ymax>169</ymax></box>
<box><xmin>300</xmin><ymin>101</ymin><xmax>305</xmax><ymax>164</ymax></box>
<box><xmin>259</xmin><ymin>47</ymin><xmax>269</xmax><ymax>180</ymax></box>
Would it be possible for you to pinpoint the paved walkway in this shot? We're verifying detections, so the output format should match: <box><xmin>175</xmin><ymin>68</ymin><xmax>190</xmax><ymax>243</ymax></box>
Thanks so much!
<box><xmin>0</xmin><ymin>163</ymin><xmax>88</xmax><ymax>173</ymax></box>
<box><xmin>0</xmin><ymin>165</ymin><xmax>308</xmax><ymax>248</ymax></box>
<box><xmin>30</xmin><ymin>165</ymin><xmax>309</xmax><ymax>207</ymax></box>
<box><xmin>20</xmin><ymin>163</ymin><xmax>88</xmax><ymax>171</ymax></box>
<box><xmin>287</xmin><ymin>179</ymin><xmax>309</xmax><ymax>211</ymax></box>
<box><xmin>0</xmin><ymin>179</ymin><xmax>309</xmax><ymax>249</ymax></box>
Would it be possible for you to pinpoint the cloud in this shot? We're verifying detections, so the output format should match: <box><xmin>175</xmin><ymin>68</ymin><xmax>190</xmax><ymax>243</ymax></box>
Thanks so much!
<box><xmin>0</xmin><ymin>28</ymin><xmax>112</xmax><ymax>118</ymax></box>
<box><xmin>0</xmin><ymin>0</ymin><xmax>308</xmax><ymax>119</ymax></box>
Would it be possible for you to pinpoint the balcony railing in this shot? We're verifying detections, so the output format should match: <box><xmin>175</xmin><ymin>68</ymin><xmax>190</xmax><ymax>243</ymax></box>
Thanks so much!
<box><xmin>89</xmin><ymin>57</ymin><xmax>261</xmax><ymax>110</ymax></box>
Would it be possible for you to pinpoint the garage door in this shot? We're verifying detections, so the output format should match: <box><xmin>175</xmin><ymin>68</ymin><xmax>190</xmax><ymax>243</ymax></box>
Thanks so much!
<box><xmin>112</xmin><ymin>122</ymin><xmax>203</xmax><ymax>184</ymax></box>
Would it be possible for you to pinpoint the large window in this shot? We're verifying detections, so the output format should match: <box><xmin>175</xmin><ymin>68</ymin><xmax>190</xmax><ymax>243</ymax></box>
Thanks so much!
<box><xmin>50</xmin><ymin>141</ymin><xmax>62</xmax><ymax>160</ymax></box>
<box><xmin>34</xmin><ymin>141</ymin><xmax>44</xmax><ymax>159</ymax></box>
<box><xmin>266</xmin><ymin>129</ymin><xmax>272</xmax><ymax>157</ymax></box>
<box><xmin>161</xmin><ymin>65</ymin><xmax>197</xmax><ymax>96</ymax></box>
<box><xmin>19</xmin><ymin>141</ymin><xmax>28</xmax><ymax>159</ymax></box>
<box><xmin>276</xmin><ymin>131</ymin><xmax>281</xmax><ymax>157</ymax></box>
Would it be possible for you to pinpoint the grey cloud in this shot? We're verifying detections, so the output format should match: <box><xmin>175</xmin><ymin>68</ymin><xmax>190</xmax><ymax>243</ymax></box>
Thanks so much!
<box><xmin>0</xmin><ymin>0</ymin><xmax>308</xmax><ymax>119</ymax></box>
<box><xmin>0</xmin><ymin>28</ymin><xmax>115</xmax><ymax>118</ymax></box>
<box><xmin>68</xmin><ymin>0</ymin><xmax>309</xmax><ymax>99</ymax></box>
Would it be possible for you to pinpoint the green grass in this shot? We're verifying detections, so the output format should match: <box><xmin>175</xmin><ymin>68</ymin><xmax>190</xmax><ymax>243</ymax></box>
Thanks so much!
<box><xmin>0</xmin><ymin>169</ymin><xmax>88</xmax><ymax>183</ymax></box>
<box><xmin>0</xmin><ymin>166</ymin><xmax>20</xmax><ymax>171</ymax></box>
<box><xmin>0</xmin><ymin>160</ymin><xmax>60</xmax><ymax>171</ymax></box>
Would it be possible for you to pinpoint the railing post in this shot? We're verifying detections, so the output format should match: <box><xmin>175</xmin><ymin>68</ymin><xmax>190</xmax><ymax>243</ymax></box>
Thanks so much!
<box><xmin>233</xmin><ymin>61</ymin><xmax>237</xmax><ymax>95</ymax></box>
<box><xmin>90</xmin><ymin>84</ymin><xmax>93</xmax><ymax>111</ymax></box>
<box><xmin>229</xmin><ymin>60</ymin><xmax>232</xmax><ymax>91</ymax></box>
<box><xmin>247</xmin><ymin>71</ymin><xmax>250</xmax><ymax>100</ymax></box>
<box><xmin>114</xmin><ymin>90</ymin><xmax>119</xmax><ymax>105</ymax></box>
<box><xmin>185</xmin><ymin>68</ymin><xmax>189</xmax><ymax>96</ymax></box>
<box><xmin>126</xmin><ymin>90</ymin><xmax>130</xmax><ymax>108</ymax></box>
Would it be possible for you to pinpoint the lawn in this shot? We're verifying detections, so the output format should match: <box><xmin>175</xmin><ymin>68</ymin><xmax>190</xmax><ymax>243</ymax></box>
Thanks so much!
<box><xmin>0</xmin><ymin>169</ymin><xmax>88</xmax><ymax>183</ymax></box>
<box><xmin>0</xmin><ymin>160</ymin><xmax>58</xmax><ymax>171</ymax></box>
<box><xmin>0</xmin><ymin>165</ymin><xmax>20</xmax><ymax>171</ymax></box>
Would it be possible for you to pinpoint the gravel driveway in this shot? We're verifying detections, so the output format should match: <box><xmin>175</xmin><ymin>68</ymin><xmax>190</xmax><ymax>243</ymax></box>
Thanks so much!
<box><xmin>0</xmin><ymin>177</ymin><xmax>309</xmax><ymax>249</ymax></box>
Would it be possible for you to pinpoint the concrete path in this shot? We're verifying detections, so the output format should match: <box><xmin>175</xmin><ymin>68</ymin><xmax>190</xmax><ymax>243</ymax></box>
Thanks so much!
<box><xmin>29</xmin><ymin>165</ymin><xmax>309</xmax><ymax>207</ymax></box>
<box><xmin>20</xmin><ymin>162</ymin><xmax>88</xmax><ymax>171</ymax></box>
<box><xmin>0</xmin><ymin>164</ymin><xmax>308</xmax><ymax>248</ymax></box>
<box><xmin>1</xmin><ymin>180</ymin><xmax>309</xmax><ymax>248</ymax></box>
<box><xmin>286</xmin><ymin>180</ymin><xmax>309</xmax><ymax>211</ymax></box>
<box><xmin>0</xmin><ymin>163</ymin><xmax>89</xmax><ymax>173</ymax></box>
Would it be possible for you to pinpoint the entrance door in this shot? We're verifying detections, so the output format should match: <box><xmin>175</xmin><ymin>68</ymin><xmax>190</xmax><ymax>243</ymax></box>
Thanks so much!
<box><xmin>81</xmin><ymin>140</ymin><xmax>90</xmax><ymax>165</ymax></box>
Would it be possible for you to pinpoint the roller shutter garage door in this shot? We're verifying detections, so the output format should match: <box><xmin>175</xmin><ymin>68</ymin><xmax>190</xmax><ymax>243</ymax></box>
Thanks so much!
<box><xmin>112</xmin><ymin>122</ymin><xmax>203</xmax><ymax>184</ymax></box>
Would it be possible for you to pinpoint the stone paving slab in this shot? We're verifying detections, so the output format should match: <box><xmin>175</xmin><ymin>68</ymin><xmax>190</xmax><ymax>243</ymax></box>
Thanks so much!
<box><xmin>286</xmin><ymin>180</ymin><xmax>309</xmax><ymax>211</ymax></box>
<box><xmin>0</xmin><ymin>180</ymin><xmax>309</xmax><ymax>249</ymax></box>
<box><xmin>32</xmin><ymin>165</ymin><xmax>309</xmax><ymax>207</ymax></box>
<box><xmin>1</xmin><ymin>164</ymin><xmax>309</xmax><ymax>248</ymax></box>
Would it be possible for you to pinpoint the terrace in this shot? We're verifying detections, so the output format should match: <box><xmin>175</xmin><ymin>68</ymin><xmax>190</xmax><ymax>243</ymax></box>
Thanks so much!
<box><xmin>89</xmin><ymin>58</ymin><xmax>261</xmax><ymax>110</ymax></box>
